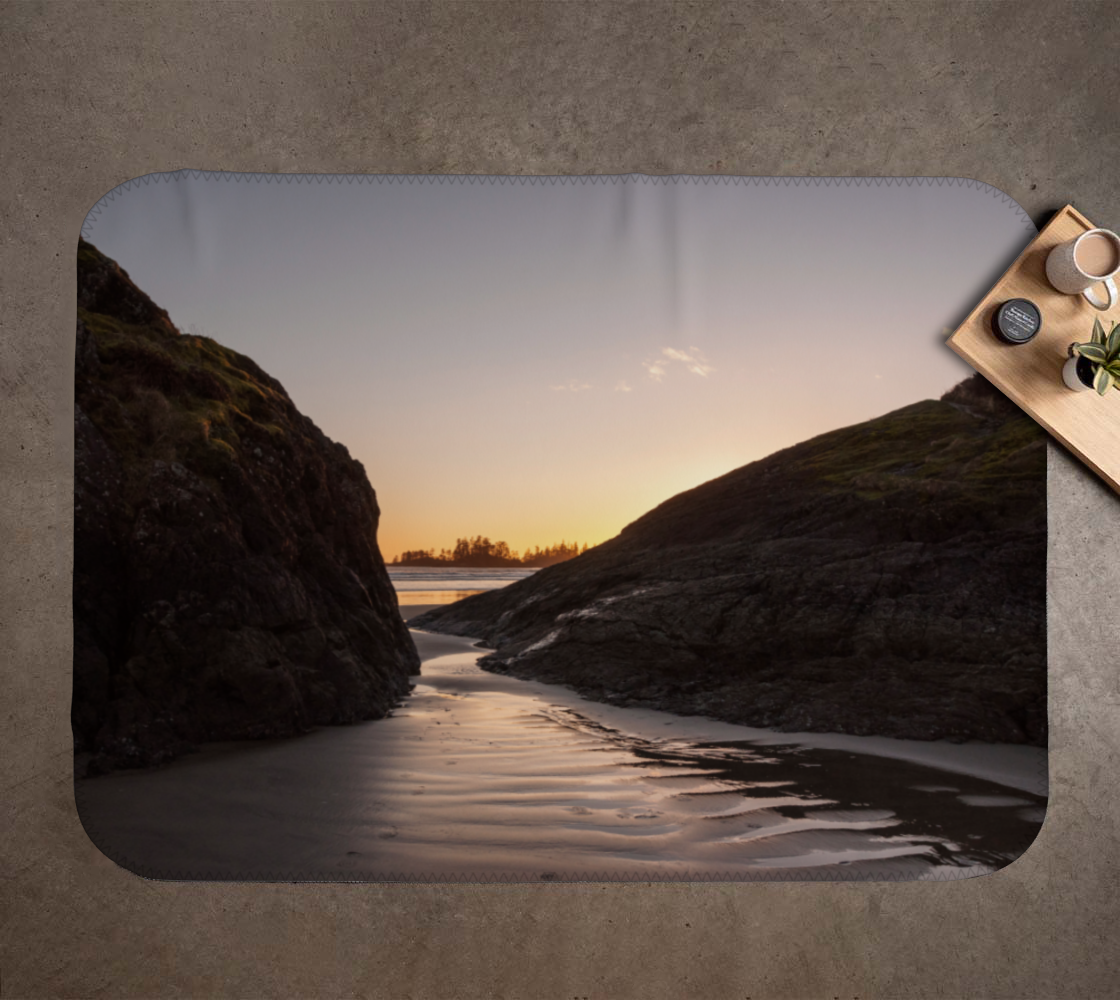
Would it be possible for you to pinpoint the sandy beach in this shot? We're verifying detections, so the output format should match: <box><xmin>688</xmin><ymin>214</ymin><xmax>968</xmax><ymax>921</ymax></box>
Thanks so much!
<box><xmin>74</xmin><ymin>611</ymin><xmax>1047</xmax><ymax>882</ymax></box>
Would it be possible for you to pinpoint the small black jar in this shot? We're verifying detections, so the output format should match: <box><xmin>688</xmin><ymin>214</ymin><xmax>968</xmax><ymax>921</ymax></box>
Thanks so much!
<box><xmin>991</xmin><ymin>298</ymin><xmax>1042</xmax><ymax>345</ymax></box>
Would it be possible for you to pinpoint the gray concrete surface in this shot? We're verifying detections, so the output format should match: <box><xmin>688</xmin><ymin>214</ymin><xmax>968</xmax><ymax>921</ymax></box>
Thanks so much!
<box><xmin>2</xmin><ymin>2</ymin><xmax>1119</xmax><ymax>996</ymax></box>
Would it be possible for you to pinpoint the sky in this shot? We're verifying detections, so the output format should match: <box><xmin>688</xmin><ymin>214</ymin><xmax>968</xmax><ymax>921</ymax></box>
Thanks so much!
<box><xmin>82</xmin><ymin>174</ymin><xmax>1035</xmax><ymax>561</ymax></box>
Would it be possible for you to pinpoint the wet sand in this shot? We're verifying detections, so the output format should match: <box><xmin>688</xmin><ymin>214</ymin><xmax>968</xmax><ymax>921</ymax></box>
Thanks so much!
<box><xmin>75</xmin><ymin>629</ymin><xmax>1047</xmax><ymax>882</ymax></box>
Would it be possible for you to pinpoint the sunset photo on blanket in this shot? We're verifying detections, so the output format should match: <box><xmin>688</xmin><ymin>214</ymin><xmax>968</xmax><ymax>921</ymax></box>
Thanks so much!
<box><xmin>73</xmin><ymin>175</ymin><xmax>1046</xmax><ymax>880</ymax></box>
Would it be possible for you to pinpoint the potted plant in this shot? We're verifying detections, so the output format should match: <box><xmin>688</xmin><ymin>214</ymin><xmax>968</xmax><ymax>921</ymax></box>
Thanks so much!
<box><xmin>1063</xmin><ymin>317</ymin><xmax>1120</xmax><ymax>394</ymax></box>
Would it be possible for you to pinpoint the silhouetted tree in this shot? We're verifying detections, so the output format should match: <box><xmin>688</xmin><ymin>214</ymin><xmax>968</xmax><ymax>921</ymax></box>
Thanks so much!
<box><xmin>395</xmin><ymin>536</ymin><xmax>591</xmax><ymax>567</ymax></box>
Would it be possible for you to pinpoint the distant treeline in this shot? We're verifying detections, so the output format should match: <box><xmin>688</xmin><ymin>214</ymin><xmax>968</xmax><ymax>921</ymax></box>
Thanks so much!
<box><xmin>391</xmin><ymin>535</ymin><xmax>590</xmax><ymax>568</ymax></box>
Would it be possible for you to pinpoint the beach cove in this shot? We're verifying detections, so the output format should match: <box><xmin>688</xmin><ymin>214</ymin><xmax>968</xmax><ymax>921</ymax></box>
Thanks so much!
<box><xmin>75</xmin><ymin>625</ymin><xmax>1046</xmax><ymax>882</ymax></box>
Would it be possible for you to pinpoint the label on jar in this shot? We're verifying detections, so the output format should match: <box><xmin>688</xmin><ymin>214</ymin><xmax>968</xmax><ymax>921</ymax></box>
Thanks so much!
<box><xmin>994</xmin><ymin>299</ymin><xmax>1041</xmax><ymax>344</ymax></box>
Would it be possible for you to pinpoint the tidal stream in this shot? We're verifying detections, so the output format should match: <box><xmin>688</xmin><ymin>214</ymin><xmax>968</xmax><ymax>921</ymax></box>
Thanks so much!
<box><xmin>76</xmin><ymin>630</ymin><xmax>1047</xmax><ymax>882</ymax></box>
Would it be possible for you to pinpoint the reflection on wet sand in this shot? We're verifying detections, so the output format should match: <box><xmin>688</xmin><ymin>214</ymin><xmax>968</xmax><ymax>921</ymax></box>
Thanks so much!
<box><xmin>75</xmin><ymin>631</ymin><xmax>1046</xmax><ymax>882</ymax></box>
<box><xmin>541</xmin><ymin>708</ymin><xmax>1046</xmax><ymax>874</ymax></box>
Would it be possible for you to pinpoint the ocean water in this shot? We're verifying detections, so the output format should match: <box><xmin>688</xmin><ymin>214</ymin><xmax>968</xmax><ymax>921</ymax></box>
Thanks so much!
<box><xmin>388</xmin><ymin>566</ymin><xmax>539</xmax><ymax>590</ymax></box>
<box><xmin>388</xmin><ymin>566</ymin><xmax>538</xmax><ymax>606</ymax></box>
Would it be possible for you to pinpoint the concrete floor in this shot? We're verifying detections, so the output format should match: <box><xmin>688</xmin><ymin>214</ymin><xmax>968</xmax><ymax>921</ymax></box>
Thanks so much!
<box><xmin>2</xmin><ymin>3</ymin><xmax>1118</xmax><ymax>996</ymax></box>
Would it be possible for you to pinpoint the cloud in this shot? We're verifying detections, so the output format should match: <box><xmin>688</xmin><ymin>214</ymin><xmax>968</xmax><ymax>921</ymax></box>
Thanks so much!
<box><xmin>614</xmin><ymin>380</ymin><xmax>632</xmax><ymax>392</ymax></box>
<box><xmin>663</xmin><ymin>347</ymin><xmax>714</xmax><ymax>377</ymax></box>
<box><xmin>660</xmin><ymin>348</ymin><xmax>694</xmax><ymax>364</ymax></box>
<box><xmin>643</xmin><ymin>346</ymin><xmax>714</xmax><ymax>381</ymax></box>
<box><xmin>551</xmin><ymin>380</ymin><xmax>592</xmax><ymax>392</ymax></box>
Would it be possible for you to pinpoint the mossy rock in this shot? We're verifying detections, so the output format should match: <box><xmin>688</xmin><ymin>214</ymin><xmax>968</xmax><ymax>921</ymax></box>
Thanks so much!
<box><xmin>76</xmin><ymin>239</ymin><xmax>297</xmax><ymax>492</ymax></box>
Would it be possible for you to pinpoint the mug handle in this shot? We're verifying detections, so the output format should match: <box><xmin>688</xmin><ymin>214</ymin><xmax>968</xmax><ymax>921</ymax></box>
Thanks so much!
<box><xmin>1083</xmin><ymin>276</ymin><xmax>1117</xmax><ymax>310</ymax></box>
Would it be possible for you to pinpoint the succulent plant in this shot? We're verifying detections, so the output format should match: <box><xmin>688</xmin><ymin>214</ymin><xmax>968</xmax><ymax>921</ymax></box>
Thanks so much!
<box><xmin>1071</xmin><ymin>317</ymin><xmax>1120</xmax><ymax>395</ymax></box>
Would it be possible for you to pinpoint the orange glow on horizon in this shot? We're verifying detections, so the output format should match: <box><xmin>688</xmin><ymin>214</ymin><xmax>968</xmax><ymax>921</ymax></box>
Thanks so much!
<box><xmin>376</xmin><ymin>448</ymin><xmax>758</xmax><ymax>563</ymax></box>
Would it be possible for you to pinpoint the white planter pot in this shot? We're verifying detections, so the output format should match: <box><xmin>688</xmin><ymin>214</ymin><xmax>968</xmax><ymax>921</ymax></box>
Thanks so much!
<box><xmin>1062</xmin><ymin>353</ymin><xmax>1095</xmax><ymax>392</ymax></box>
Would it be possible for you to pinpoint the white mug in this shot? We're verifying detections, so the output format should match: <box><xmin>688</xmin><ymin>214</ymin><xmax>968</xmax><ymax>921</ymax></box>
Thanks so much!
<box><xmin>1045</xmin><ymin>228</ymin><xmax>1120</xmax><ymax>310</ymax></box>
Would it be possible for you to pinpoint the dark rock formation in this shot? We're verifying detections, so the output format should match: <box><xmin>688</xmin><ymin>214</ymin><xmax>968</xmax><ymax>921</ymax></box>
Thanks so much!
<box><xmin>414</xmin><ymin>374</ymin><xmax>1047</xmax><ymax>746</ymax></box>
<box><xmin>73</xmin><ymin>239</ymin><xmax>419</xmax><ymax>775</ymax></box>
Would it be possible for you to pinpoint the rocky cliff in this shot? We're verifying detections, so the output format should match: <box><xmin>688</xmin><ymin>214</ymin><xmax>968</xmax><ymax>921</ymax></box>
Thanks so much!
<box><xmin>413</xmin><ymin>375</ymin><xmax>1047</xmax><ymax>746</ymax></box>
<box><xmin>73</xmin><ymin>239</ymin><xmax>419</xmax><ymax>775</ymax></box>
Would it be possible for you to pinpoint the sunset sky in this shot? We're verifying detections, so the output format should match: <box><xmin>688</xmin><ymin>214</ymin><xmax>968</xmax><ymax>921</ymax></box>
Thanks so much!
<box><xmin>83</xmin><ymin>175</ymin><xmax>1035</xmax><ymax>560</ymax></box>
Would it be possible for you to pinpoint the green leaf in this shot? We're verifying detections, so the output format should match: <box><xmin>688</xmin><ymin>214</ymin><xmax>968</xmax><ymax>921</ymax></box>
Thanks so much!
<box><xmin>1108</xmin><ymin>321</ymin><xmax>1120</xmax><ymax>361</ymax></box>
<box><xmin>1076</xmin><ymin>343</ymin><xmax>1109</xmax><ymax>364</ymax></box>
<box><xmin>1106</xmin><ymin>361</ymin><xmax>1120</xmax><ymax>377</ymax></box>
<box><xmin>1093</xmin><ymin>317</ymin><xmax>1107</xmax><ymax>345</ymax></box>
<box><xmin>1094</xmin><ymin>365</ymin><xmax>1114</xmax><ymax>395</ymax></box>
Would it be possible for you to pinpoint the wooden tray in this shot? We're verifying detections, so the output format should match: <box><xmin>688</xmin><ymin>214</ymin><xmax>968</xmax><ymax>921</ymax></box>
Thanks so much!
<box><xmin>948</xmin><ymin>204</ymin><xmax>1120</xmax><ymax>494</ymax></box>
